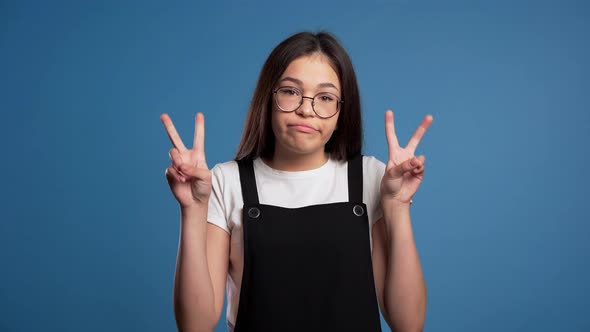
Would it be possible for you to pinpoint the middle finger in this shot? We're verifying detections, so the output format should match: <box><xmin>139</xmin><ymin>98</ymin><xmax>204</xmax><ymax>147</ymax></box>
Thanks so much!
<box><xmin>406</xmin><ymin>115</ymin><xmax>433</xmax><ymax>154</ymax></box>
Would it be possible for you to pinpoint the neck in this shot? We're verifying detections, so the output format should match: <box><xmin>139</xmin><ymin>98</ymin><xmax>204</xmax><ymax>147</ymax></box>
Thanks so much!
<box><xmin>264</xmin><ymin>148</ymin><xmax>329</xmax><ymax>171</ymax></box>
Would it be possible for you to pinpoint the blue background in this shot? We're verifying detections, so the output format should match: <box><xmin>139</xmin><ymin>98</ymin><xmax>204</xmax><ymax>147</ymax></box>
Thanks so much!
<box><xmin>1</xmin><ymin>0</ymin><xmax>589</xmax><ymax>331</ymax></box>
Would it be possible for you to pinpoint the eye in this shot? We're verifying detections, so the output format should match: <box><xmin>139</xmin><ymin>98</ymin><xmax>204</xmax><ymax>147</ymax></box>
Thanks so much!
<box><xmin>279</xmin><ymin>87</ymin><xmax>300</xmax><ymax>96</ymax></box>
<box><xmin>317</xmin><ymin>93</ymin><xmax>336</xmax><ymax>102</ymax></box>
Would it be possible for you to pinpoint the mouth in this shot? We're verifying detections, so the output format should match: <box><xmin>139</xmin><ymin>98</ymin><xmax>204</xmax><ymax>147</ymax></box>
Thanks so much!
<box><xmin>288</xmin><ymin>123</ymin><xmax>318</xmax><ymax>133</ymax></box>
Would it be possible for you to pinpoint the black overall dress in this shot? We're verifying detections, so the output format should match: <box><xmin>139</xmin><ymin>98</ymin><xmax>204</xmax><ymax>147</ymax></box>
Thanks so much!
<box><xmin>234</xmin><ymin>155</ymin><xmax>382</xmax><ymax>332</ymax></box>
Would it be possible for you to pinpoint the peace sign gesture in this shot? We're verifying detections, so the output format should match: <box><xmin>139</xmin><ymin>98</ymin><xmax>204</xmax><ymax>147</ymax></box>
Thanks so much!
<box><xmin>161</xmin><ymin>113</ymin><xmax>211</xmax><ymax>208</ymax></box>
<box><xmin>380</xmin><ymin>110</ymin><xmax>433</xmax><ymax>206</ymax></box>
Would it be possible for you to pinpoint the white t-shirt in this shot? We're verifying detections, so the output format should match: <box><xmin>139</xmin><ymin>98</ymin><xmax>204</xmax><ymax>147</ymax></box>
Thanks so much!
<box><xmin>207</xmin><ymin>155</ymin><xmax>386</xmax><ymax>331</ymax></box>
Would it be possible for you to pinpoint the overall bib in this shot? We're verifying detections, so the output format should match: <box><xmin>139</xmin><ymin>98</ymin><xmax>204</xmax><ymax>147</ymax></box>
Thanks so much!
<box><xmin>234</xmin><ymin>155</ymin><xmax>382</xmax><ymax>332</ymax></box>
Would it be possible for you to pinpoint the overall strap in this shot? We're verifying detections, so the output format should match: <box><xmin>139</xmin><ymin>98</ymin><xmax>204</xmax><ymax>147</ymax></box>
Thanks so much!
<box><xmin>236</xmin><ymin>158</ymin><xmax>260</xmax><ymax>205</ymax></box>
<box><xmin>347</xmin><ymin>154</ymin><xmax>363</xmax><ymax>203</ymax></box>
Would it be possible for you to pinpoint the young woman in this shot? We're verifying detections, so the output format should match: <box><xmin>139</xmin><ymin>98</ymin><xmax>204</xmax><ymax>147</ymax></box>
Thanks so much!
<box><xmin>161</xmin><ymin>31</ymin><xmax>433</xmax><ymax>332</ymax></box>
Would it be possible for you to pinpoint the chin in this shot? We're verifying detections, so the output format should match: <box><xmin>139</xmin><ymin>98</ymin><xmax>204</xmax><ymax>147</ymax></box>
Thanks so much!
<box><xmin>281</xmin><ymin>141</ymin><xmax>327</xmax><ymax>156</ymax></box>
<box><xmin>273</xmin><ymin>127</ymin><xmax>330</xmax><ymax>156</ymax></box>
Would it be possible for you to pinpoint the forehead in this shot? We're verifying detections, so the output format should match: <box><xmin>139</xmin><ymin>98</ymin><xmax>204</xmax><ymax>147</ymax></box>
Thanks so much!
<box><xmin>280</xmin><ymin>54</ymin><xmax>340</xmax><ymax>90</ymax></box>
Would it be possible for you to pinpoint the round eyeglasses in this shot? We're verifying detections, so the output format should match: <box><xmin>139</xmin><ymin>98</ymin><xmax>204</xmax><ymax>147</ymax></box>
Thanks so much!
<box><xmin>273</xmin><ymin>86</ymin><xmax>343</xmax><ymax>119</ymax></box>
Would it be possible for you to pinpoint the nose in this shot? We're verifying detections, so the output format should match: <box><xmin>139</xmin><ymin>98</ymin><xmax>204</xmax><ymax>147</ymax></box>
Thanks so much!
<box><xmin>295</xmin><ymin>96</ymin><xmax>315</xmax><ymax>117</ymax></box>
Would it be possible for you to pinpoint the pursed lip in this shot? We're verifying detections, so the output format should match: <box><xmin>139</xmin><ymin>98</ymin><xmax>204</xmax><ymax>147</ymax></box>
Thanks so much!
<box><xmin>288</xmin><ymin>122</ymin><xmax>318</xmax><ymax>131</ymax></box>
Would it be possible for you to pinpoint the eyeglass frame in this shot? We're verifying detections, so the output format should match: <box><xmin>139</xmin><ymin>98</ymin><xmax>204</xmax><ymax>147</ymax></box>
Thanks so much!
<box><xmin>272</xmin><ymin>86</ymin><xmax>344</xmax><ymax>119</ymax></box>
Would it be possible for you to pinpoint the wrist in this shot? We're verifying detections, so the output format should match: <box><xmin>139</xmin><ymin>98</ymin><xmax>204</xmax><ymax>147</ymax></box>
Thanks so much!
<box><xmin>381</xmin><ymin>198</ymin><xmax>411</xmax><ymax>222</ymax></box>
<box><xmin>381</xmin><ymin>197</ymin><xmax>412</xmax><ymax>210</ymax></box>
<box><xmin>180</xmin><ymin>201</ymin><xmax>208</xmax><ymax>215</ymax></box>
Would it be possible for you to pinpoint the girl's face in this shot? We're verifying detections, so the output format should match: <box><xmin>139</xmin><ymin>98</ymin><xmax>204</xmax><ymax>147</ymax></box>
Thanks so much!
<box><xmin>271</xmin><ymin>53</ymin><xmax>341</xmax><ymax>159</ymax></box>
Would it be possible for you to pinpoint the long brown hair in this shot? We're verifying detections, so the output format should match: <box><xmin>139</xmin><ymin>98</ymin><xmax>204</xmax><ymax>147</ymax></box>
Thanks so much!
<box><xmin>235</xmin><ymin>31</ymin><xmax>362</xmax><ymax>161</ymax></box>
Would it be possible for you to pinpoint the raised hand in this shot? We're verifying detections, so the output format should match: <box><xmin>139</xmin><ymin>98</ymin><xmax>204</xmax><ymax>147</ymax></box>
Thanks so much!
<box><xmin>380</xmin><ymin>110</ymin><xmax>433</xmax><ymax>205</ymax></box>
<box><xmin>161</xmin><ymin>113</ymin><xmax>212</xmax><ymax>208</ymax></box>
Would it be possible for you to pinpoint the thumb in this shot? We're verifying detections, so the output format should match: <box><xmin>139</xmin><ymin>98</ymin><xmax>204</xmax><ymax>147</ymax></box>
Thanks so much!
<box><xmin>178</xmin><ymin>163</ymin><xmax>211</xmax><ymax>182</ymax></box>
<box><xmin>388</xmin><ymin>157</ymin><xmax>421</xmax><ymax>178</ymax></box>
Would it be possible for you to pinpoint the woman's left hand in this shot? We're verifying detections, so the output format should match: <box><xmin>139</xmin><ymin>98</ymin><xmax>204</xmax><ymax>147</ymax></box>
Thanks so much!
<box><xmin>381</xmin><ymin>110</ymin><xmax>433</xmax><ymax>205</ymax></box>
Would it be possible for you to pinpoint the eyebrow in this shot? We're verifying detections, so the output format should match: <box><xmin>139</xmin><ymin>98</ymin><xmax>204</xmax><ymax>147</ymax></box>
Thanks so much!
<box><xmin>279</xmin><ymin>77</ymin><xmax>339</xmax><ymax>91</ymax></box>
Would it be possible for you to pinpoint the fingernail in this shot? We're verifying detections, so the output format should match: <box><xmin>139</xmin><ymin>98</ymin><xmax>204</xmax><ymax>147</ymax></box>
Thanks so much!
<box><xmin>411</xmin><ymin>158</ymin><xmax>417</xmax><ymax>166</ymax></box>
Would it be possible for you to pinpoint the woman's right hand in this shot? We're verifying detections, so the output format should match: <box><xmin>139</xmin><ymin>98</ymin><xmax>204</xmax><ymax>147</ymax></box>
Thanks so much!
<box><xmin>160</xmin><ymin>113</ymin><xmax>212</xmax><ymax>208</ymax></box>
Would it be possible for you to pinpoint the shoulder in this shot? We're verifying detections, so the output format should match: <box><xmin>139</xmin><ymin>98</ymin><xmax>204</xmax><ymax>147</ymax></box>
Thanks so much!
<box><xmin>361</xmin><ymin>155</ymin><xmax>385</xmax><ymax>193</ymax></box>
<box><xmin>360</xmin><ymin>155</ymin><xmax>385</xmax><ymax>225</ymax></box>
<box><xmin>210</xmin><ymin>160</ymin><xmax>241</xmax><ymax>191</ymax></box>
<box><xmin>362</xmin><ymin>155</ymin><xmax>386</xmax><ymax>173</ymax></box>
<box><xmin>210</xmin><ymin>160</ymin><xmax>239</xmax><ymax>177</ymax></box>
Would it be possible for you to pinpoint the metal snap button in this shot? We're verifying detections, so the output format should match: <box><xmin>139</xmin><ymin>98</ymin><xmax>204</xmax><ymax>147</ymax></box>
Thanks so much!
<box><xmin>248</xmin><ymin>207</ymin><xmax>260</xmax><ymax>219</ymax></box>
<box><xmin>353</xmin><ymin>205</ymin><xmax>364</xmax><ymax>217</ymax></box>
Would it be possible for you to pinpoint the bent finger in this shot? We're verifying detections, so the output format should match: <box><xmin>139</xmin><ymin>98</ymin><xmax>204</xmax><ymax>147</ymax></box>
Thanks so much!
<box><xmin>389</xmin><ymin>157</ymin><xmax>417</xmax><ymax>178</ymax></box>
<box><xmin>178</xmin><ymin>163</ymin><xmax>211</xmax><ymax>182</ymax></box>
<box><xmin>166</xmin><ymin>166</ymin><xmax>186</xmax><ymax>183</ymax></box>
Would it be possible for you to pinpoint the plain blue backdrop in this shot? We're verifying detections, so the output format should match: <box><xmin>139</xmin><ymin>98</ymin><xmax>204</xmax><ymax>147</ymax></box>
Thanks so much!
<box><xmin>1</xmin><ymin>0</ymin><xmax>589</xmax><ymax>331</ymax></box>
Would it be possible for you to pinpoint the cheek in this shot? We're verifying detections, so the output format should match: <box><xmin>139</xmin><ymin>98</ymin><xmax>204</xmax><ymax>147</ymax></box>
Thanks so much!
<box><xmin>326</xmin><ymin>127</ymin><xmax>337</xmax><ymax>140</ymax></box>
<box><xmin>270</xmin><ymin>108</ymin><xmax>287</xmax><ymax>138</ymax></box>
<box><xmin>325</xmin><ymin>117</ymin><xmax>339</xmax><ymax>135</ymax></box>
<box><xmin>270</xmin><ymin>109</ymin><xmax>288</xmax><ymax>139</ymax></box>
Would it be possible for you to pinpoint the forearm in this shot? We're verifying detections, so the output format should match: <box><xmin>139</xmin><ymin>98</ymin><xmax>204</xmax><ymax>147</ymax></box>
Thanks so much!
<box><xmin>382</xmin><ymin>202</ymin><xmax>427</xmax><ymax>332</ymax></box>
<box><xmin>173</xmin><ymin>203</ymin><xmax>216</xmax><ymax>332</ymax></box>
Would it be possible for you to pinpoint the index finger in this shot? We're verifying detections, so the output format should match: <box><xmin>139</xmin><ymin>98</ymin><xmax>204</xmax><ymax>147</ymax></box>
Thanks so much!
<box><xmin>160</xmin><ymin>113</ymin><xmax>188</xmax><ymax>152</ymax></box>
<box><xmin>406</xmin><ymin>114</ymin><xmax>433</xmax><ymax>154</ymax></box>
<box><xmin>385</xmin><ymin>110</ymin><xmax>400</xmax><ymax>160</ymax></box>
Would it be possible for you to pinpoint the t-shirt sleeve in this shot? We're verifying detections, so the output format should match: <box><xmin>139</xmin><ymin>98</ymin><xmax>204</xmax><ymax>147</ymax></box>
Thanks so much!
<box><xmin>363</xmin><ymin>156</ymin><xmax>386</xmax><ymax>226</ymax></box>
<box><xmin>207</xmin><ymin>164</ymin><xmax>231</xmax><ymax>234</ymax></box>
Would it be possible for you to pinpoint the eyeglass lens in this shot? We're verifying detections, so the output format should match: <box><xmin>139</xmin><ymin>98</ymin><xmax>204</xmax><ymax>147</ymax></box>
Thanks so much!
<box><xmin>275</xmin><ymin>87</ymin><xmax>340</xmax><ymax>118</ymax></box>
